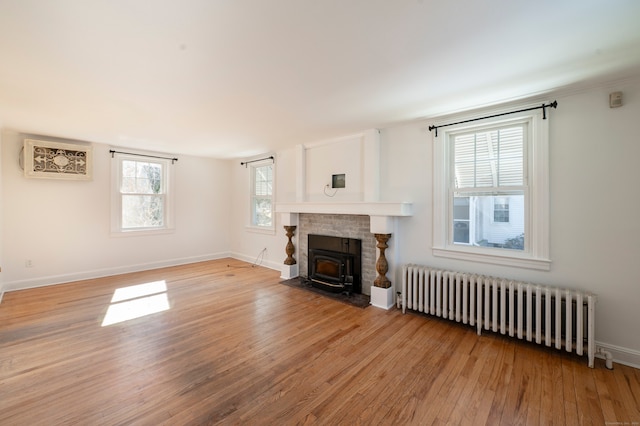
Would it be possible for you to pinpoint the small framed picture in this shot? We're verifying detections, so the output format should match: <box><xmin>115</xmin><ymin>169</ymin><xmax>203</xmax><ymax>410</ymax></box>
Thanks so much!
<box><xmin>23</xmin><ymin>139</ymin><xmax>93</xmax><ymax>180</ymax></box>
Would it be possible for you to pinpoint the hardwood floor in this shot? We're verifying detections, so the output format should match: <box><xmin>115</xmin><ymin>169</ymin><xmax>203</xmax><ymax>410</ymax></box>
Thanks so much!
<box><xmin>1</xmin><ymin>258</ymin><xmax>639</xmax><ymax>425</ymax></box>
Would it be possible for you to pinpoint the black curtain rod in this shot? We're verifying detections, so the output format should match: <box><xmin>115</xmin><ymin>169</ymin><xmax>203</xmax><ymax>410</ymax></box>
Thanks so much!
<box><xmin>240</xmin><ymin>156</ymin><xmax>274</xmax><ymax>167</ymax></box>
<box><xmin>109</xmin><ymin>150</ymin><xmax>178</xmax><ymax>164</ymax></box>
<box><xmin>429</xmin><ymin>101</ymin><xmax>558</xmax><ymax>137</ymax></box>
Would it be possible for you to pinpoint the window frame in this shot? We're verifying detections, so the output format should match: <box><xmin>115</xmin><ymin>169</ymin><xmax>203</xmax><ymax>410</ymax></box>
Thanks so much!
<box><xmin>247</xmin><ymin>160</ymin><xmax>275</xmax><ymax>233</ymax></box>
<box><xmin>110</xmin><ymin>151</ymin><xmax>175</xmax><ymax>236</ymax></box>
<box><xmin>432</xmin><ymin>106</ymin><xmax>550</xmax><ymax>270</ymax></box>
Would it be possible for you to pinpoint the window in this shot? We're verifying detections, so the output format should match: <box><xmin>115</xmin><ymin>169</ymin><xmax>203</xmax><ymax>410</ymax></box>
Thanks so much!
<box><xmin>111</xmin><ymin>152</ymin><xmax>174</xmax><ymax>234</ymax></box>
<box><xmin>493</xmin><ymin>198</ymin><xmax>509</xmax><ymax>223</ymax></box>
<box><xmin>433</xmin><ymin>106</ymin><xmax>550</xmax><ymax>270</ymax></box>
<box><xmin>250</xmin><ymin>162</ymin><xmax>273</xmax><ymax>230</ymax></box>
<box><xmin>452</xmin><ymin>125</ymin><xmax>524</xmax><ymax>249</ymax></box>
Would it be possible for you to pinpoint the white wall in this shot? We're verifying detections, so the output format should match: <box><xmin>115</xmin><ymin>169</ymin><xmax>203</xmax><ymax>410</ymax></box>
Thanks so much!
<box><xmin>379</xmin><ymin>77</ymin><xmax>640</xmax><ymax>367</ymax></box>
<box><xmin>0</xmin><ymin>126</ymin><xmax>3</xmax><ymax>300</ymax></box>
<box><xmin>548</xmin><ymin>79</ymin><xmax>640</xmax><ymax>366</ymax></box>
<box><xmin>305</xmin><ymin>134</ymin><xmax>365</xmax><ymax>202</ymax></box>
<box><xmin>1</xmin><ymin>130</ymin><xmax>233</xmax><ymax>290</ymax></box>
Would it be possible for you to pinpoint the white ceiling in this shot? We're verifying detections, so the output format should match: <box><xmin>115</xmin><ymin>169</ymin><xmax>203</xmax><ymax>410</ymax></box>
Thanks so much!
<box><xmin>1</xmin><ymin>1</ymin><xmax>639</xmax><ymax>159</ymax></box>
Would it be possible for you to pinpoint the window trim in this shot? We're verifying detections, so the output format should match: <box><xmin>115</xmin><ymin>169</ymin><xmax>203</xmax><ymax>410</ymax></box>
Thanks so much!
<box><xmin>110</xmin><ymin>151</ymin><xmax>175</xmax><ymax>236</ymax></box>
<box><xmin>433</xmin><ymin>106</ymin><xmax>550</xmax><ymax>270</ymax></box>
<box><xmin>247</xmin><ymin>160</ymin><xmax>275</xmax><ymax>233</ymax></box>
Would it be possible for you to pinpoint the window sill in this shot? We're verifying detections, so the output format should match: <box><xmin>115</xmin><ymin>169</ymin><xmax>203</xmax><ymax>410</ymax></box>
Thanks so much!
<box><xmin>432</xmin><ymin>247</ymin><xmax>551</xmax><ymax>271</ymax></box>
<box><xmin>110</xmin><ymin>227</ymin><xmax>175</xmax><ymax>238</ymax></box>
<box><xmin>245</xmin><ymin>225</ymin><xmax>276</xmax><ymax>236</ymax></box>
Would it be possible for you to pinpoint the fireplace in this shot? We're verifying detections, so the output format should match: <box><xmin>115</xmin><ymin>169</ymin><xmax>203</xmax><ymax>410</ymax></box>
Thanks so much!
<box><xmin>308</xmin><ymin>234</ymin><xmax>361</xmax><ymax>294</ymax></box>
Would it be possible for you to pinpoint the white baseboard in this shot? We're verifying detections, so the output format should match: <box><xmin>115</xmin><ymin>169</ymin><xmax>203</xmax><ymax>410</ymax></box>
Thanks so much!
<box><xmin>595</xmin><ymin>341</ymin><xmax>640</xmax><ymax>370</ymax></box>
<box><xmin>3</xmin><ymin>251</ymin><xmax>283</xmax><ymax>294</ymax></box>
<box><xmin>228</xmin><ymin>251</ymin><xmax>282</xmax><ymax>272</ymax></box>
<box><xmin>3</xmin><ymin>252</ymin><xmax>231</xmax><ymax>292</ymax></box>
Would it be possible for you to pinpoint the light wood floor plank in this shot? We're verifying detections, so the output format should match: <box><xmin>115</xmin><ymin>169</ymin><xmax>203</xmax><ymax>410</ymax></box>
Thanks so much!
<box><xmin>1</xmin><ymin>258</ymin><xmax>639</xmax><ymax>425</ymax></box>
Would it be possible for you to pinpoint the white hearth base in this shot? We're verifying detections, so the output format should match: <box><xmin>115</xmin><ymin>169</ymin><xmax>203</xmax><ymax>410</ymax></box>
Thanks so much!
<box><xmin>280</xmin><ymin>264</ymin><xmax>299</xmax><ymax>280</ymax></box>
<box><xmin>370</xmin><ymin>286</ymin><xmax>395</xmax><ymax>310</ymax></box>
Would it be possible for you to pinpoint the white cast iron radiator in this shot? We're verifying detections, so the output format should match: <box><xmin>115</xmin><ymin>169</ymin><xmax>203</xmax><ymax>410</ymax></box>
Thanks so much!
<box><xmin>401</xmin><ymin>265</ymin><xmax>596</xmax><ymax>368</ymax></box>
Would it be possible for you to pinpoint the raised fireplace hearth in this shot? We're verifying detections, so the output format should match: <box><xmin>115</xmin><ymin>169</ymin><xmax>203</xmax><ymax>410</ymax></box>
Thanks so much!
<box><xmin>308</xmin><ymin>234</ymin><xmax>361</xmax><ymax>294</ymax></box>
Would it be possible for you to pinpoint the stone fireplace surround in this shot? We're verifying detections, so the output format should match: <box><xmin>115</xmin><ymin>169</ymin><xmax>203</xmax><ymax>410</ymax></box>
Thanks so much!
<box><xmin>299</xmin><ymin>214</ymin><xmax>376</xmax><ymax>296</ymax></box>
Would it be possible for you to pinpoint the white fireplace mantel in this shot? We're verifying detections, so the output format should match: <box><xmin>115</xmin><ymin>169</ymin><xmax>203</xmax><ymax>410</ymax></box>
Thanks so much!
<box><xmin>276</xmin><ymin>202</ymin><xmax>413</xmax><ymax>218</ymax></box>
<box><xmin>276</xmin><ymin>201</ymin><xmax>413</xmax><ymax>236</ymax></box>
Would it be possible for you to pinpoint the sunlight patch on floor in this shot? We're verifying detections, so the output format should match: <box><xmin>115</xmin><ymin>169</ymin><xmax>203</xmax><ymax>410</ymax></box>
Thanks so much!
<box><xmin>102</xmin><ymin>280</ymin><xmax>170</xmax><ymax>326</ymax></box>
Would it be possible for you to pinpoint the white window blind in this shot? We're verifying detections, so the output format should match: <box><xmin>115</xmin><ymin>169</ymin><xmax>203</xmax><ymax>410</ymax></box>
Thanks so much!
<box><xmin>453</xmin><ymin>126</ymin><xmax>524</xmax><ymax>190</ymax></box>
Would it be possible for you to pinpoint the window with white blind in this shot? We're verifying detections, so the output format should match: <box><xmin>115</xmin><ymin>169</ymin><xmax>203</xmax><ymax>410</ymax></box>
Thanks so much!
<box><xmin>452</xmin><ymin>124</ymin><xmax>525</xmax><ymax>248</ymax></box>
<box><xmin>250</xmin><ymin>162</ymin><xmax>274</xmax><ymax>230</ymax></box>
<box><xmin>433</xmin><ymin>107</ymin><xmax>550</xmax><ymax>270</ymax></box>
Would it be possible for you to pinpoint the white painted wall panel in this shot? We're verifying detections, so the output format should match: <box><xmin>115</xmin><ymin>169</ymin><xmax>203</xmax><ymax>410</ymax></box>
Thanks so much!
<box><xmin>305</xmin><ymin>135</ymin><xmax>363</xmax><ymax>202</ymax></box>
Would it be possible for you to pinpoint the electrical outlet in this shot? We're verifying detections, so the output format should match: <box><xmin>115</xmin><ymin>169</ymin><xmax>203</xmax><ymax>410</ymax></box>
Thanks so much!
<box><xmin>25</xmin><ymin>259</ymin><xmax>33</xmax><ymax>268</ymax></box>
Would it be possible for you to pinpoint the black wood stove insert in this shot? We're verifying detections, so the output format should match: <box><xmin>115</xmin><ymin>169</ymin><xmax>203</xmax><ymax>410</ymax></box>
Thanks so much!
<box><xmin>308</xmin><ymin>234</ymin><xmax>361</xmax><ymax>294</ymax></box>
